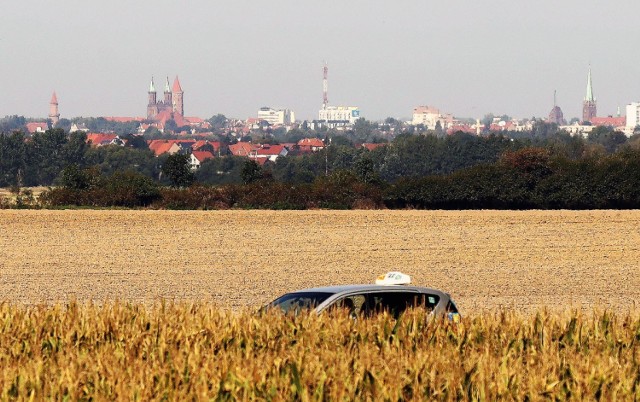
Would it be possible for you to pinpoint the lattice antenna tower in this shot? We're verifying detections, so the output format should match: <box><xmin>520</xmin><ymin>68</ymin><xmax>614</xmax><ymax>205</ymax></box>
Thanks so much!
<box><xmin>323</xmin><ymin>61</ymin><xmax>329</xmax><ymax>110</ymax></box>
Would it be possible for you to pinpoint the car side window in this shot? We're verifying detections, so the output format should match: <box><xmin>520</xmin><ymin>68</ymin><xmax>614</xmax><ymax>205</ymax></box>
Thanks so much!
<box><xmin>330</xmin><ymin>295</ymin><xmax>366</xmax><ymax>316</ymax></box>
<box><xmin>363</xmin><ymin>292</ymin><xmax>440</xmax><ymax>318</ymax></box>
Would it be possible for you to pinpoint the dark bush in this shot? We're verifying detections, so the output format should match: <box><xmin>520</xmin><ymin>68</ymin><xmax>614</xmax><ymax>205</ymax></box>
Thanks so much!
<box><xmin>235</xmin><ymin>181</ymin><xmax>308</xmax><ymax>210</ymax></box>
<box><xmin>102</xmin><ymin>171</ymin><xmax>161</xmax><ymax>207</ymax></box>
<box><xmin>155</xmin><ymin>185</ymin><xmax>239</xmax><ymax>210</ymax></box>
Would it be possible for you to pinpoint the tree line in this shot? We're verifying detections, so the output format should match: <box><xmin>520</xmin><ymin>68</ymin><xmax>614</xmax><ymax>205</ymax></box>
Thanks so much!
<box><xmin>2</xmin><ymin>123</ymin><xmax>640</xmax><ymax>209</ymax></box>
<box><xmin>29</xmin><ymin>146</ymin><xmax>640</xmax><ymax>210</ymax></box>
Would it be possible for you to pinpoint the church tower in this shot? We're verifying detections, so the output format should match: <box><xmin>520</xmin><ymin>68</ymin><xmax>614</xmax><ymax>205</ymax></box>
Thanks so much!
<box><xmin>147</xmin><ymin>77</ymin><xmax>158</xmax><ymax>119</ymax></box>
<box><xmin>548</xmin><ymin>90</ymin><xmax>565</xmax><ymax>125</ymax></box>
<box><xmin>163</xmin><ymin>77</ymin><xmax>172</xmax><ymax>105</ymax></box>
<box><xmin>49</xmin><ymin>91</ymin><xmax>60</xmax><ymax>126</ymax></box>
<box><xmin>172</xmin><ymin>76</ymin><xmax>184</xmax><ymax>116</ymax></box>
<box><xmin>582</xmin><ymin>66</ymin><xmax>597</xmax><ymax>123</ymax></box>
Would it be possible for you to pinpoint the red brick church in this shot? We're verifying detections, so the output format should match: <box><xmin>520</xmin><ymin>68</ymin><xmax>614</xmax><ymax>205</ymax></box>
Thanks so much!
<box><xmin>147</xmin><ymin>76</ymin><xmax>187</xmax><ymax>126</ymax></box>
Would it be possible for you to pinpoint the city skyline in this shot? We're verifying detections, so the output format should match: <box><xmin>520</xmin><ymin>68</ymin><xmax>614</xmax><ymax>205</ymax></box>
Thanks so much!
<box><xmin>1</xmin><ymin>0</ymin><xmax>639</xmax><ymax>121</ymax></box>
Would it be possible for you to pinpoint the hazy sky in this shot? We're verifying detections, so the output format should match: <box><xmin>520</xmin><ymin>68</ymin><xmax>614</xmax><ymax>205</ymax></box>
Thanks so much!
<box><xmin>1</xmin><ymin>0</ymin><xmax>639</xmax><ymax>121</ymax></box>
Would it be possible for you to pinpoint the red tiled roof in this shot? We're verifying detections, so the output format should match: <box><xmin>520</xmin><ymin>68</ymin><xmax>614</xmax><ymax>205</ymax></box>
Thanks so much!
<box><xmin>591</xmin><ymin>116</ymin><xmax>626</xmax><ymax>127</ymax></box>
<box><xmin>192</xmin><ymin>140</ymin><xmax>221</xmax><ymax>152</ymax></box>
<box><xmin>103</xmin><ymin>117</ymin><xmax>145</xmax><ymax>123</ymax></box>
<box><xmin>86</xmin><ymin>133</ymin><xmax>118</xmax><ymax>146</ymax></box>
<box><xmin>155</xmin><ymin>143</ymin><xmax>175</xmax><ymax>155</ymax></box>
<box><xmin>192</xmin><ymin>140</ymin><xmax>207</xmax><ymax>150</ymax></box>
<box><xmin>229</xmin><ymin>142</ymin><xmax>256</xmax><ymax>156</ymax></box>
<box><xmin>185</xmin><ymin>116</ymin><xmax>204</xmax><ymax>124</ymax></box>
<box><xmin>154</xmin><ymin>110</ymin><xmax>189</xmax><ymax>128</ymax></box>
<box><xmin>192</xmin><ymin>151</ymin><xmax>215</xmax><ymax>162</ymax></box>
<box><xmin>148</xmin><ymin>139</ymin><xmax>172</xmax><ymax>150</ymax></box>
<box><xmin>148</xmin><ymin>139</ymin><xmax>181</xmax><ymax>156</ymax></box>
<box><xmin>26</xmin><ymin>122</ymin><xmax>48</xmax><ymax>133</ymax></box>
<box><xmin>256</xmin><ymin>144</ymin><xmax>285</xmax><ymax>156</ymax></box>
<box><xmin>297</xmin><ymin>138</ymin><xmax>324</xmax><ymax>147</ymax></box>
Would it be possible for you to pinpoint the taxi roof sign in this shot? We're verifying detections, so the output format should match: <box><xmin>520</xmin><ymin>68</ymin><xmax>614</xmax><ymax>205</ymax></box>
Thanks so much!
<box><xmin>375</xmin><ymin>272</ymin><xmax>411</xmax><ymax>286</ymax></box>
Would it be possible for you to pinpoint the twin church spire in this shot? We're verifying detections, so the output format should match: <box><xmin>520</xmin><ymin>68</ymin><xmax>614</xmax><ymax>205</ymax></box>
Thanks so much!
<box><xmin>147</xmin><ymin>75</ymin><xmax>184</xmax><ymax>118</ymax></box>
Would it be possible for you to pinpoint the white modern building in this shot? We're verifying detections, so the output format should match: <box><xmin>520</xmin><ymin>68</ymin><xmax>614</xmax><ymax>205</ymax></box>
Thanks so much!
<box><xmin>257</xmin><ymin>107</ymin><xmax>295</xmax><ymax>126</ymax></box>
<box><xmin>411</xmin><ymin>106</ymin><xmax>454</xmax><ymax>130</ymax></box>
<box><xmin>558</xmin><ymin>123</ymin><xmax>595</xmax><ymax>137</ymax></box>
<box><xmin>318</xmin><ymin>106</ymin><xmax>360</xmax><ymax>126</ymax></box>
<box><xmin>626</xmin><ymin>102</ymin><xmax>640</xmax><ymax>135</ymax></box>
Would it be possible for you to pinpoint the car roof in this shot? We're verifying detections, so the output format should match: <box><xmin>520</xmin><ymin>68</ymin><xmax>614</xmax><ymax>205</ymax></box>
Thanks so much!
<box><xmin>288</xmin><ymin>284</ymin><xmax>448</xmax><ymax>297</ymax></box>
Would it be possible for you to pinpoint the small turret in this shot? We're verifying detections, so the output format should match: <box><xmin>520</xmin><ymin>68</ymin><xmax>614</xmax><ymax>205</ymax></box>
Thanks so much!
<box><xmin>147</xmin><ymin>77</ymin><xmax>159</xmax><ymax>119</ymax></box>
<box><xmin>548</xmin><ymin>90</ymin><xmax>565</xmax><ymax>125</ymax></box>
<box><xmin>49</xmin><ymin>91</ymin><xmax>60</xmax><ymax>126</ymax></box>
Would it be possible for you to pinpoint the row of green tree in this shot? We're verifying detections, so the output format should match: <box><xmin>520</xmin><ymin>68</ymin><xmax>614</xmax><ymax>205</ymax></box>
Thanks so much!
<box><xmin>2</xmin><ymin>125</ymin><xmax>639</xmax><ymax>189</ymax></box>
<box><xmin>0</xmin><ymin>129</ymin><xmax>161</xmax><ymax>187</ymax></box>
<box><xmin>29</xmin><ymin>147</ymin><xmax>640</xmax><ymax>210</ymax></box>
<box><xmin>1</xmin><ymin>128</ymin><xmax>514</xmax><ymax>187</ymax></box>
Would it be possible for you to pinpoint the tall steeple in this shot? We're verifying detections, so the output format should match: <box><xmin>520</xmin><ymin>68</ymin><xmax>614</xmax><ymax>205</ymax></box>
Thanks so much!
<box><xmin>172</xmin><ymin>76</ymin><xmax>184</xmax><ymax>115</ymax></box>
<box><xmin>585</xmin><ymin>66</ymin><xmax>595</xmax><ymax>102</ymax></box>
<box><xmin>49</xmin><ymin>91</ymin><xmax>60</xmax><ymax>126</ymax></box>
<box><xmin>582</xmin><ymin>66</ymin><xmax>597</xmax><ymax>123</ymax></box>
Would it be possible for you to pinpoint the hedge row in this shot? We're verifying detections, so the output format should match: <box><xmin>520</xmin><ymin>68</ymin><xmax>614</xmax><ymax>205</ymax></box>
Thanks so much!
<box><xmin>385</xmin><ymin>148</ymin><xmax>640</xmax><ymax>209</ymax></box>
<box><xmin>34</xmin><ymin>148</ymin><xmax>640</xmax><ymax>210</ymax></box>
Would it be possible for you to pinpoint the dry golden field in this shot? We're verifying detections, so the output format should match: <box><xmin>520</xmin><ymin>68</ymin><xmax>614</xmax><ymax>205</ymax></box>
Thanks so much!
<box><xmin>0</xmin><ymin>186</ymin><xmax>46</xmax><ymax>200</ymax></box>
<box><xmin>0</xmin><ymin>210</ymin><xmax>639</xmax><ymax>312</ymax></box>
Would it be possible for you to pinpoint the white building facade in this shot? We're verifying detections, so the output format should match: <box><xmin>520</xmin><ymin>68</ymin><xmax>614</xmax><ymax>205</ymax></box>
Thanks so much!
<box><xmin>626</xmin><ymin>102</ymin><xmax>640</xmax><ymax>135</ymax></box>
<box><xmin>411</xmin><ymin>106</ymin><xmax>454</xmax><ymax>130</ymax></box>
<box><xmin>318</xmin><ymin>106</ymin><xmax>360</xmax><ymax>126</ymax></box>
<box><xmin>257</xmin><ymin>107</ymin><xmax>295</xmax><ymax>126</ymax></box>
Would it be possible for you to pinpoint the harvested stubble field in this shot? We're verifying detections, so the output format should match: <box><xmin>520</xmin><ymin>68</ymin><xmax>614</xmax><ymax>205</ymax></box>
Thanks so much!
<box><xmin>0</xmin><ymin>209</ymin><xmax>639</xmax><ymax>312</ymax></box>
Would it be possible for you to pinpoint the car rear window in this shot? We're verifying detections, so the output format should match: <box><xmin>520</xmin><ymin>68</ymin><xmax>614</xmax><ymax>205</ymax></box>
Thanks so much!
<box><xmin>269</xmin><ymin>292</ymin><xmax>333</xmax><ymax>314</ymax></box>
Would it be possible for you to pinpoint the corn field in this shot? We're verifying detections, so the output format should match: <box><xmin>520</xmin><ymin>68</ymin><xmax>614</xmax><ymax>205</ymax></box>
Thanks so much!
<box><xmin>0</xmin><ymin>303</ymin><xmax>638</xmax><ymax>400</ymax></box>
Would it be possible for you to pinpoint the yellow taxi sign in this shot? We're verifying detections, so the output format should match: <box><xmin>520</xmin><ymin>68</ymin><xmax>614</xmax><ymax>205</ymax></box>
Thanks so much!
<box><xmin>375</xmin><ymin>272</ymin><xmax>411</xmax><ymax>286</ymax></box>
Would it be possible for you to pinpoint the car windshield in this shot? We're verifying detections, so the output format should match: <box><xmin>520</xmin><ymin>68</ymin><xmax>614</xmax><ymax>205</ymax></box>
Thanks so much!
<box><xmin>269</xmin><ymin>292</ymin><xmax>334</xmax><ymax>314</ymax></box>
